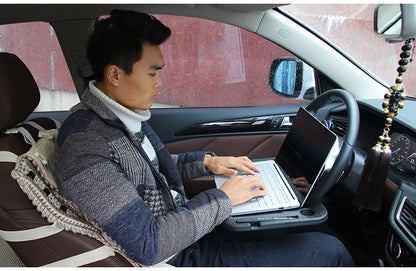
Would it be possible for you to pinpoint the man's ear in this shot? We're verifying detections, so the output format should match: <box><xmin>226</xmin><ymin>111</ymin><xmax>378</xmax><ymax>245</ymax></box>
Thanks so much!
<box><xmin>105</xmin><ymin>65</ymin><xmax>121</xmax><ymax>86</ymax></box>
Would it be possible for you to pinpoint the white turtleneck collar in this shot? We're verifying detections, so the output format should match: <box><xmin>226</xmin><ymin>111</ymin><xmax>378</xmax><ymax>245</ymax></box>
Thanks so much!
<box><xmin>89</xmin><ymin>82</ymin><xmax>179</xmax><ymax>203</ymax></box>
<box><xmin>89</xmin><ymin>81</ymin><xmax>151</xmax><ymax>134</ymax></box>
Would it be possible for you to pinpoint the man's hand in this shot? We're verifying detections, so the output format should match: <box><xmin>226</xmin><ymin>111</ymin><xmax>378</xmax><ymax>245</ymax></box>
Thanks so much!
<box><xmin>219</xmin><ymin>175</ymin><xmax>267</xmax><ymax>206</ymax></box>
<box><xmin>205</xmin><ymin>156</ymin><xmax>266</xmax><ymax>206</ymax></box>
<box><xmin>204</xmin><ymin>156</ymin><xmax>260</xmax><ymax>176</ymax></box>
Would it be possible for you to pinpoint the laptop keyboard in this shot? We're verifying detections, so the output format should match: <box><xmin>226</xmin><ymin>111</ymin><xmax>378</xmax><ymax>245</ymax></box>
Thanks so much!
<box><xmin>246</xmin><ymin>162</ymin><xmax>292</xmax><ymax>208</ymax></box>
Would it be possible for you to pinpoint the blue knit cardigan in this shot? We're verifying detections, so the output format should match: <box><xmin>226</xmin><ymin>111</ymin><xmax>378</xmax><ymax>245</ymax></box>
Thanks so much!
<box><xmin>55</xmin><ymin>87</ymin><xmax>232</xmax><ymax>265</ymax></box>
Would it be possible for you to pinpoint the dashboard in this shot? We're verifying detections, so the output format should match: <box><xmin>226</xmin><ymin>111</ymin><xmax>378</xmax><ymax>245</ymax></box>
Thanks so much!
<box><xmin>390</xmin><ymin>132</ymin><xmax>416</xmax><ymax>177</ymax></box>
<box><xmin>357</xmin><ymin>99</ymin><xmax>416</xmax><ymax>267</ymax></box>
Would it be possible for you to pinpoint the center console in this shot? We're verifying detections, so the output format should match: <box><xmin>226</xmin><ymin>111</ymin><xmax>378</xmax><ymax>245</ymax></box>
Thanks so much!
<box><xmin>387</xmin><ymin>183</ymin><xmax>416</xmax><ymax>266</ymax></box>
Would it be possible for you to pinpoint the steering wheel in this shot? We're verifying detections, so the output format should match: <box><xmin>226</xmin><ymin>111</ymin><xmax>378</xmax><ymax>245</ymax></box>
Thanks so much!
<box><xmin>305</xmin><ymin>89</ymin><xmax>360</xmax><ymax>202</ymax></box>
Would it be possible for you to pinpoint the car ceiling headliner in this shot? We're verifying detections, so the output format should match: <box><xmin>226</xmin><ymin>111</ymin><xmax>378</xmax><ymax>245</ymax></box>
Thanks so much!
<box><xmin>0</xmin><ymin>4</ymin><xmax>281</xmax><ymax>25</ymax></box>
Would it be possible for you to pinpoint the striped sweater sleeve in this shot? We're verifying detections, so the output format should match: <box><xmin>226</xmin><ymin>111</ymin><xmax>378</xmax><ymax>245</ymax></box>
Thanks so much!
<box><xmin>55</xmin><ymin>128</ymin><xmax>232</xmax><ymax>265</ymax></box>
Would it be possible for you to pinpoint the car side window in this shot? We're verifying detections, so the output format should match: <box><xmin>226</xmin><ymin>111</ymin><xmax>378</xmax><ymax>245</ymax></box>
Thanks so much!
<box><xmin>154</xmin><ymin>14</ymin><xmax>312</xmax><ymax>108</ymax></box>
<box><xmin>0</xmin><ymin>18</ymin><xmax>314</xmax><ymax>110</ymax></box>
<box><xmin>0</xmin><ymin>21</ymin><xmax>79</xmax><ymax>112</ymax></box>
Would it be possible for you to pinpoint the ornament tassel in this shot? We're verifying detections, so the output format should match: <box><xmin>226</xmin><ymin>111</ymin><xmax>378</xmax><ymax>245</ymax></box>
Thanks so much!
<box><xmin>352</xmin><ymin>144</ymin><xmax>391</xmax><ymax>212</ymax></box>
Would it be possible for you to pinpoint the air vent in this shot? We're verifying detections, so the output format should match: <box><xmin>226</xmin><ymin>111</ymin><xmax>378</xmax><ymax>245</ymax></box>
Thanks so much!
<box><xmin>398</xmin><ymin>198</ymin><xmax>416</xmax><ymax>245</ymax></box>
<box><xmin>329</xmin><ymin>119</ymin><xmax>347</xmax><ymax>138</ymax></box>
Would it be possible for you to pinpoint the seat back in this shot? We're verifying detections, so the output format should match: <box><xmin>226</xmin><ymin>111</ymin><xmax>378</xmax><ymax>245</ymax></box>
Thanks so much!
<box><xmin>0</xmin><ymin>52</ymin><xmax>134</xmax><ymax>267</ymax></box>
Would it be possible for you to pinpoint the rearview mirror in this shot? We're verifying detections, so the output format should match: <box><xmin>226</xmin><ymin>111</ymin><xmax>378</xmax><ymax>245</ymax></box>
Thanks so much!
<box><xmin>374</xmin><ymin>4</ymin><xmax>416</xmax><ymax>43</ymax></box>
<box><xmin>269</xmin><ymin>57</ymin><xmax>316</xmax><ymax>100</ymax></box>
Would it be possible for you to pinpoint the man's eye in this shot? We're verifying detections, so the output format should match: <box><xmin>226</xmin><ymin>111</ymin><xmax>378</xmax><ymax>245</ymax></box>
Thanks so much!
<box><xmin>149</xmin><ymin>73</ymin><xmax>156</xmax><ymax>77</ymax></box>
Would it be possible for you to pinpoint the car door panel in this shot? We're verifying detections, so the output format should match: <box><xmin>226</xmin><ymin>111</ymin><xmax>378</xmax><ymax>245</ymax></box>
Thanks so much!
<box><xmin>149</xmin><ymin>103</ymin><xmax>306</xmax><ymax>157</ymax></box>
<box><xmin>166</xmin><ymin>134</ymin><xmax>287</xmax><ymax>159</ymax></box>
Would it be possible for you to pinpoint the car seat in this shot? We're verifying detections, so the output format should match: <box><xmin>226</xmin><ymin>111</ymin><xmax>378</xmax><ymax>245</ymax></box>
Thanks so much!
<box><xmin>0</xmin><ymin>52</ymin><xmax>139</xmax><ymax>267</ymax></box>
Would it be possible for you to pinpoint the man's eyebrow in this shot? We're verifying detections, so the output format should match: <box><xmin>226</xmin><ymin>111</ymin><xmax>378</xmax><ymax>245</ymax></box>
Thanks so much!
<box><xmin>150</xmin><ymin>64</ymin><xmax>165</xmax><ymax>70</ymax></box>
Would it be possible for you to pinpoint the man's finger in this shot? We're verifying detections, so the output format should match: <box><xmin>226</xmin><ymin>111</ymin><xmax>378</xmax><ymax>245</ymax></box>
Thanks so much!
<box><xmin>226</xmin><ymin>168</ymin><xmax>238</xmax><ymax>176</ymax></box>
<box><xmin>247</xmin><ymin>176</ymin><xmax>266</xmax><ymax>190</ymax></box>
<box><xmin>251</xmin><ymin>189</ymin><xmax>268</xmax><ymax>198</ymax></box>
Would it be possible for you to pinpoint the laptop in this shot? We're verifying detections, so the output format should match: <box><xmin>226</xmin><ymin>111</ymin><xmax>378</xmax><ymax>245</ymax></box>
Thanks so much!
<box><xmin>214</xmin><ymin>107</ymin><xmax>340</xmax><ymax>216</ymax></box>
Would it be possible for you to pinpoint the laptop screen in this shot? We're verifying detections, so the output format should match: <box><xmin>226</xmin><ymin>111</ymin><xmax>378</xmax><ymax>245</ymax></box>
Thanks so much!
<box><xmin>275</xmin><ymin>107</ymin><xmax>338</xmax><ymax>187</ymax></box>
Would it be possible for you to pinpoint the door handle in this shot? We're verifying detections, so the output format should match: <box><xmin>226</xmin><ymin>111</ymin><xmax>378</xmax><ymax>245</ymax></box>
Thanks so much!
<box><xmin>280</xmin><ymin>116</ymin><xmax>292</xmax><ymax>129</ymax></box>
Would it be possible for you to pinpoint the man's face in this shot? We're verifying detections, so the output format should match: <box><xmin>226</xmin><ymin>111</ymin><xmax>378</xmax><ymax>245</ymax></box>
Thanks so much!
<box><xmin>111</xmin><ymin>42</ymin><xmax>164</xmax><ymax>110</ymax></box>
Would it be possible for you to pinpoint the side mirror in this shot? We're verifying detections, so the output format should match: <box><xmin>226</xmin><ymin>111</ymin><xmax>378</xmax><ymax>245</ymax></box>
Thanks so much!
<box><xmin>269</xmin><ymin>57</ymin><xmax>316</xmax><ymax>100</ymax></box>
<box><xmin>374</xmin><ymin>4</ymin><xmax>416</xmax><ymax>43</ymax></box>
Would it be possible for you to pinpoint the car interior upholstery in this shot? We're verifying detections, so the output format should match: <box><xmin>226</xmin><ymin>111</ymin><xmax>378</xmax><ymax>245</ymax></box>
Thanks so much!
<box><xmin>1</xmin><ymin>4</ymin><xmax>416</xmax><ymax>267</ymax></box>
<box><xmin>0</xmin><ymin>52</ymin><xmax>142</xmax><ymax>267</ymax></box>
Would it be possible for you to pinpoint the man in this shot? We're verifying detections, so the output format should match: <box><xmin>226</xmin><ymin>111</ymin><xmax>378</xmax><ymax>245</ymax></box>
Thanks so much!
<box><xmin>55</xmin><ymin>9</ymin><xmax>354</xmax><ymax>267</ymax></box>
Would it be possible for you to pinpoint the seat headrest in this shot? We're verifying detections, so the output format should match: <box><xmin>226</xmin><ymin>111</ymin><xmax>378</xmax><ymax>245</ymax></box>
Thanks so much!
<box><xmin>0</xmin><ymin>52</ymin><xmax>40</xmax><ymax>132</ymax></box>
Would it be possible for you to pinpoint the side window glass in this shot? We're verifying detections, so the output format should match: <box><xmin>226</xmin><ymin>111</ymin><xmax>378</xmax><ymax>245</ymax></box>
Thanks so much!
<box><xmin>0</xmin><ymin>22</ymin><xmax>79</xmax><ymax>112</ymax></box>
<box><xmin>154</xmin><ymin>14</ymin><xmax>314</xmax><ymax>108</ymax></box>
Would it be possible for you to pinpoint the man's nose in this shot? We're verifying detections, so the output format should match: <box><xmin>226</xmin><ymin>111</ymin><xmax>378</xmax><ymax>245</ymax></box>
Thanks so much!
<box><xmin>155</xmin><ymin>72</ymin><xmax>162</xmax><ymax>88</ymax></box>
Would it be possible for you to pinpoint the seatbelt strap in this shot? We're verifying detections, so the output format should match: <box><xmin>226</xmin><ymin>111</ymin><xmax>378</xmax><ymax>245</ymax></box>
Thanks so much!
<box><xmin>0</xmin><ymin>224</ymin><xmax>63</xmax><ymax>242</ymax></box>
<box><xmin>0</xmin><ymin>151</ymin><xmax>18</xmax><ymax>163</ymax></box>
<box><xmin>42</xmin><ymin>246</ymin><xmax>115</xmax><ymax>267</ymax></box>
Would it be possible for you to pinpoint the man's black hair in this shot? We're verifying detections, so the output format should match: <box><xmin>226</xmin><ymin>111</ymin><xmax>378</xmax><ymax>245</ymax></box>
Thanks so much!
<box><xmin>87</xmin><ymin>9</ymin><xmax>171</xmax><ymax>82</ymax></box>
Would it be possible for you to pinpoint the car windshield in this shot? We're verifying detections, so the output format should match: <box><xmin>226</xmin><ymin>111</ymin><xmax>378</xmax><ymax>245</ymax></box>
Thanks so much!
<box><xmin>280</xmin><ymin>4</ymin><xmax>416</xmax><ymax>98</ymax></box>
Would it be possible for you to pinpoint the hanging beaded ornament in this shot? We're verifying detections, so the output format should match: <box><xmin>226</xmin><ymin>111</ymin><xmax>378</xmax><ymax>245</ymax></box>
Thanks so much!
<box><xmin>378</xmin><ymin>38</ymin><xmax>414</xmax><ymax>151</ymax></box>
<box><xmin>353</xmin><ymin>38</ymin><xmax>414</xmax><ymax>212</ymax></box>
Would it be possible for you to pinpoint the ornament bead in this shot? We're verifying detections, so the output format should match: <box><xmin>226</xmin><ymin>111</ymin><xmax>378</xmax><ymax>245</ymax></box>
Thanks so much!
<box><xmin>398</xmin><ymin>66</ymin><xmax>407</xmax><ymax>73</ymax></box>
<box><xmin>400</xmin><ymin>51</ymin><xmax>411</xmax><ymax>58</ymax></box>
<box><xmin>399</xmin><ymin>59</ymin><xmax>409</xmax><ymax>66</ymax></box>
<box><xmin>402</xmin><ymin>44</ymin><xmax>412</xmax><ymax>51</ymax></box>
